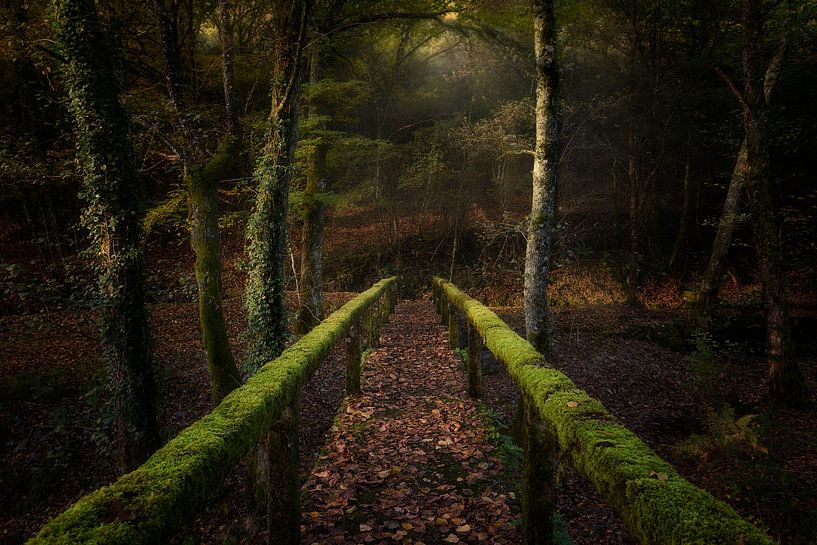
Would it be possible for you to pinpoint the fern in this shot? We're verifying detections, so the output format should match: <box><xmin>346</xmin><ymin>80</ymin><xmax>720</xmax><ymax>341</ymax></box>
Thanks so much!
<box><xmin>676</xmin><ymin>405</ymin><xmax>767</xmax><ymax>464</ymax></box>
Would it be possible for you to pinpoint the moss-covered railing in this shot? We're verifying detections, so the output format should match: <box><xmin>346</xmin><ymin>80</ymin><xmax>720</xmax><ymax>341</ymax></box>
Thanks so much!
<box><xmin>431</xmin><ymin>276</ymin><xmax>775</xmax><ymax>545</ymax></box>
<box><xmin>28</xmin><ymin>277</ymin><xmax>398</xmax><ymax>545</ymax></box>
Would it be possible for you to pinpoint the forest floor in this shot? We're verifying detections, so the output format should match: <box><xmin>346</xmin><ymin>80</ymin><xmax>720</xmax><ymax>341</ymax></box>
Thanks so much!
<box><xmin>1</xmin><ymin>292</ymin><xmax>816</xmax><ymax>544</ymax></box>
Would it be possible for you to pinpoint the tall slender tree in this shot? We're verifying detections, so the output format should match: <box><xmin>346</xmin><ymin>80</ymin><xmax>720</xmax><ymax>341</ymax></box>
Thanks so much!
<box><xmin>524</xmin><ymin>0</ymin><xmax>559</xmax><ymax>354</ymax></box>
<box><xmin>295</xmin><ymin>46</ymin><xmax>328</xmax><ymax>334</ymax></box>
<box><xmin>153</xmin><ymin>0</ymin><xmax>242</xmax><ymax>405</ymax></box>
<box><xmin>699</xmin><ymin>36</ymin><xmax>789</xmax><ymax>313</ymax></box>
<box><xmin>737</xmin><ymin>0</ymin><xmax>805</xmax><ymax>404</ymax></box>
<box><xmin>52</xmin><ymin>0</ymin><xmax>161</xmax><ymax>470</ymax></box>
<box><xmin>244</xmin><ymin>0</ymin><xmax>309</xmax><ymax>371</ymax></box>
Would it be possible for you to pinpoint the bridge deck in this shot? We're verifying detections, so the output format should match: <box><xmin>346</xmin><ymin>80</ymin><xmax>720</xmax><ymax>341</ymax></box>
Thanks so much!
<box><xmin>301</xmin><ymin>300</ymin><xmax>522</xmax><ymax>544</ymax></box>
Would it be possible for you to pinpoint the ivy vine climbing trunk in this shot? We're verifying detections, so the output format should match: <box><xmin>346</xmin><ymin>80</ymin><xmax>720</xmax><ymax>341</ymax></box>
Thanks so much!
<box><xmin>244</xmin><ymin>0</ymin><xmax>308</xmax><ymax>371</ymax></box>
<box><xmin>524</xmin><ymin>0</ymin><xmax>559</xmax><ymax>354</ymax></box>
<box><xmin>52</xmin><ymin>0</ymin><xmax>160</xmax><ymax>471</ymax></box>
<box><xmin>153</xmin><ymin>0</ymin><xmax>241</xmax><ymax>405</ymax></box>
<box><xmin>739</xmin><ymin>0</ymin><xmax>805</xmax><ymax>405</ymax></box>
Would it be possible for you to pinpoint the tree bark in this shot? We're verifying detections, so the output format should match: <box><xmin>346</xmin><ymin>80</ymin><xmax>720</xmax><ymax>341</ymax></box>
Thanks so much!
<box><xmin>53</xmin><ymin>0</ymin><xmax>160</xmax><ymax>471</ymax></box>
<box><xmin>699</xmin><ymin>140</ymin><xmax>747</xmax><ymax>311</ymax></box>
<box><xmin>188</xmin><ymin>141</ymin><xmax>242</xmax><ymax>405</ymax></box>
<box><xmin>524</xmin><ymin>0</ymin><xmax>559</xmax><ymax>354</ymax></box>
<box><xmin>669</xmin><ymin>153</ymin><xmax>691</xmax><ymax>268</ymax></box>
<box><xmin>217</xmin><ymin>0</ymin><xmax>239</xmax><ymax>137</ymax></box>
<box><xmin>244</xmin><ymin>0</ymin><xmax>308</xmax><ymax>372</ymax></box>
<box><xmin>699</xmin><ymin>36</ymin><xmax>789</xmax><ymax>313</ymax></box>
<box><xmin>296</xmin><ymin>141</ymin><xmax>328</xmax><ymax>333</ymax></box>
<box><xmin>154</xmin><ymin>0</ymin><xmax>241</xmax><ymax>405</ymax></box>
<box><xmin>740</xmin><ymin>0</ymin><xmax>805</xmax><ymax>404</ymax></box>
<box><xmin>296</xmin><ymin>44</ymin><xmax>328</xmax><ymax>334</ymax></box>
<box><xmin>625</xmin><ymin>118</ymin><xmax>641</xmax><ymax>307</ymax></box>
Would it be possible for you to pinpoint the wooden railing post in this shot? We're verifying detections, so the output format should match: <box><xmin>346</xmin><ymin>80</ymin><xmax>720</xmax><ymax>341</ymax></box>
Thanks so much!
<box><xmin>457</xmin><ymin>311</ymin><xmax>468</xmax><ymax>348</ymax></box>
<box><xmin>466</xmin><ymin>323</ymin><xmax>482</xmax><ymax>398</ymax></box>
<box><xmin>448</xmin><ymin>309</ymin><xmax>467</xmax><ymax>351</ymax></box>
<box><xmin>448</xmin><ymin>305</ymin><xmax>459</xmax><ymax>348</ymax></box>
<box><xmin>521</xmin><ymin>396</ymin><xmax>556</xmax><ymax>545</ymax></box>
<box><xmin>265</xmin><ymin>397</ymin><xmax>300</xmax><ymax>545</ymax></box>
<box><xmin>345</xmin><ymin>315</ymin><xmax>362</xmax><ymax>395</ymax></box>
<box><xmin>388</xmin><ymin>283</ymin><xmax>398</xmax><ymax>314</ymax></box>
<box><xmin>371</xmin><ymin>302</ymin><xmax>381</xmax><ymax>348</ymax></box>
<box><xmin>441</xmin><ymin>292</ymin><xmax>449</xmax><ymax>326</ymax></box>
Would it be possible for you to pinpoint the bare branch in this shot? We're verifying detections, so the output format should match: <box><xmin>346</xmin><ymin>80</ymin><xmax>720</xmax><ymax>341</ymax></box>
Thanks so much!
<box><xmin>714</xmin><ymin>66</ymin><xmax>749</xmax><ymax>114</ymax></box>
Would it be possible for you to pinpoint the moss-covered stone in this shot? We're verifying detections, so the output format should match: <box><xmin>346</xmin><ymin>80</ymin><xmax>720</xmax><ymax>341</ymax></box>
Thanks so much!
<box><xmin>431</xmin><ymin>276</ymin><xmax>776</xmax><ymax>545</ymax></box>
<box><xmin>27</xmin><ymin>276</ymin><xmax>397</xmax><ymax>545</ymax></box>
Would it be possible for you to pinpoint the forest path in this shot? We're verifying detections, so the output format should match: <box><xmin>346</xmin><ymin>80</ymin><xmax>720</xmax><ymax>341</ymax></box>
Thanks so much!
<box><xmin>301</xmin><ymin>300</ymin><xmax>521</xmax><ymax>544</ymax></box>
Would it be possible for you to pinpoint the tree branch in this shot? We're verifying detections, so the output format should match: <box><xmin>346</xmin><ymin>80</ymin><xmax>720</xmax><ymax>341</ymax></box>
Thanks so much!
<box><xmin>714</xmin><ymin>66</ymin><xmax>750</xmax><ymax>114</ymax></box>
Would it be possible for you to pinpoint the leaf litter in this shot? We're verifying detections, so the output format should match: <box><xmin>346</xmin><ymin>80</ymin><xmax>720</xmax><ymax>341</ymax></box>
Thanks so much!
<box><xmin>301</xmin><ymin>300</ymin><xmax>521</xmax><ymax>544</ymax></box>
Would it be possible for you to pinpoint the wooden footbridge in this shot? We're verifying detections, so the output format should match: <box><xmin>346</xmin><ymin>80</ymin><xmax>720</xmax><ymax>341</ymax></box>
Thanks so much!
<box><xmin>27</xmin><ymin>277</ymin><xmax>775</xmax><ymax>545</ymax></box>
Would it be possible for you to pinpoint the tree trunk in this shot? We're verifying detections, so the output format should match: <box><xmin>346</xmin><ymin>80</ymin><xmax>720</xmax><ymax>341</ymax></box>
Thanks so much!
<box><xmin>669</xmin><ymin>153</ymin><xmax>691</xmax><ymax>268</ymax></box>
<box><xmin>217</xmin><ymin>0</ymin><xmax>239</xmax><ymax>137</ymax></box>
<box><xmin>296</xmin><ymin>141</ymin><xmax>328</xmax><ymax>333</ymax></box>
<box><xmin>625</xmin><ymin>119</ymin><xmax>641</xmax><ymax>307</ymax></box>
<box><xmin>154</xmin><ymin>0</ymin><xmax>241</xmax><ymax>404</ymax></box>
<box><xmin>740</xmin><ymin>0</ymin><xmax>805</xmax><ymax>405</ymax></box>
<box><xmin>524</xmin><ymin>0</ymin><xmax>559</xmax><ymax>354</ymax></box>
<box><xmin>53</xmin><ymin>0</ymin><xmax>160</xmax><ymax>471</ymax></box>
<box><xmin>244</xmin><ymin>0</ymin><xmax>308</xmax><ymax>372</ymax></box>
<box><xmin>699</xmin><ymin>140</ymin><xmax>747</xmax><ymax>311</ymax></box>
<box><xmin>188</xmin><ymin>139</ymin><xmax>243</xmax><ymax>405</ymax></box>
<box><xmin>699</xmin><ymin>35</ymin><xmax>788</xmax><ymax>313</ymax></box>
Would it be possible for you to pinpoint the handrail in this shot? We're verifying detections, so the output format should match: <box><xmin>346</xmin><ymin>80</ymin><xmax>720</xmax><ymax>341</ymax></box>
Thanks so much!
<box><xmin>28</xmin><ymin>276</ymin><xmax>398</xmax><ymax>545</ymax></box>
<box><xmin>432</xmin><ymin>276</ymin><xmax>775</xmax><ymax>545</ymax></box>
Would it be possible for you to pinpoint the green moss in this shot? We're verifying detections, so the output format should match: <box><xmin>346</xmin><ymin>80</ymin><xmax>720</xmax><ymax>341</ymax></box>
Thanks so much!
<box><xmin>431</xmin><ymin>276</ymin><xmax>777</xmax><ymax>545</ymax></box>
<box><xmin>27</xmin><ymin>276</ymin><xmax>397</xmax><ymax>545</ymax></box>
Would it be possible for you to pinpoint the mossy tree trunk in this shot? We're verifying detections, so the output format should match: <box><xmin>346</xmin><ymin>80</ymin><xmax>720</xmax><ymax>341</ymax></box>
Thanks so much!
<box><xmin>154</xmin><ymin>0</ymin><xmax>242</xmax><ymax>406</ymax></box>
<box><xmin>296</xmin><ymin>141</ymin><xmax>328</xmax><ymax>333</ymax></box>
<box><xmin>524</xmin><ymin>0</ymin><xmax>559</xmax><ymax>354</ymax></box>
<box><xmin>53</xmin><ymin>0</ymin><xmax>160</xmax><ymax>471</ymax></box>
<box><xmin>187</xmin><ymin>140</ymin><xmax>243</xmax><ymax>405</ymax></box>
<box><xmin>244</xmin><ymin>0</ymin><xmax>309</xmax><ymax>373</ymax></box>
<box><xmin>739</xmin><ymin>0</ymin><xmax>805</xmax><ymax>405</ymax></box>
